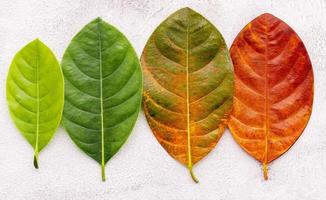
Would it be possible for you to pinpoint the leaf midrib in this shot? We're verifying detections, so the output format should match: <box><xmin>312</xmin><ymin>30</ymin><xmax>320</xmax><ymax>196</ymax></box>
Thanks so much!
<box><xmin>262</xmin><ymin>20</ymin><xmax>270</xmax><ymax>180</ymax></box>
<box><xmin>96</xmin><ymin>20</ymin><xmax>106</xmax><ymax>181</ymax></box>
<box><xmin>34</xmin><ymin>41</ymin><xmax>40</xmax><ymax>169</ymax></box>
<box><xmin>185</xmin><ymin>10</ymin><xmax>198</xmax><ymax>183</ymax></box>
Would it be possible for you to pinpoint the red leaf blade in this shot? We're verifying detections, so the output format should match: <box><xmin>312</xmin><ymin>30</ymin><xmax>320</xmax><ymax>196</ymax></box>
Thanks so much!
<box><xmin>228</xmin><ymin>13</ymin><xmax>314</xmax><ymax>179</ymax></box>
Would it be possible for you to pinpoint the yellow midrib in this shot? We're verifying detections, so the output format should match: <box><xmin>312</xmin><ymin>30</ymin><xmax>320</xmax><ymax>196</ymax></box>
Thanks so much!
<box><xmin>185</xmin><ymin>13</ymin><xmax>198</xmax><ymax>183</ymax></box>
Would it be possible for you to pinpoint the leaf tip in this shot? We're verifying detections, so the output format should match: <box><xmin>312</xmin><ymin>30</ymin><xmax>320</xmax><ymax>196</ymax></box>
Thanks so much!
<box><xmin>32</xmin><ymin>38</ymin><xmax>41</xmax><ymax>43</ymax></box>
<box><xmin>257</xmin><ymin>13</ymin><xmax>277</xmax><ymax>20</ymax></box>
<box><xmin>179</xmin><ymin>6</ymin><xmax>196</xmax><ymax>13</ymax></box>
<box><xmin>95</xmin><ymin>17</ymin><xmax>103</xmax><ymax>22</ymax></box>
<box><xmin>30</xmin><ymin>38</ymin><xmax>45</xmax><ymax>47</ymax></box>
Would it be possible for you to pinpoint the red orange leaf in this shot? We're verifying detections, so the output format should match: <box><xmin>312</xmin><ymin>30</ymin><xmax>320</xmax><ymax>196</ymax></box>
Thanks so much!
<box><xmin>228</xmin><ymin>13</ymin><xmax>314</xmax><ymax>180</ymax></box>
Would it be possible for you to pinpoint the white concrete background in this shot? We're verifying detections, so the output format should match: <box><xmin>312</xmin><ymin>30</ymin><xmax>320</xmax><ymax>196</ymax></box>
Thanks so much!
<box><xmin>0</xmin><ymin>0</ymin><xmax>325</xmax><ymax>199</ymax></box>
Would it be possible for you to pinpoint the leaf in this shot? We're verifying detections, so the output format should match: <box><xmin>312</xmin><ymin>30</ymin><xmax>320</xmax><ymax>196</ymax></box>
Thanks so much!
<box><xmin>228</xmin><ymin>13</ymin><xmax>314</xmax><ymax>180</ymax></box>
<box><xmin>141</xmin><ymin>7</ymin><xmax>234</xmax><ymax>182</ymax></box>
<box><xmin>6</xmin><ymin>39</ymin><xmax>64</xmax><ymax>168</ymax></box>
<box><xmin>61</xmin><ymin>18</ymin><xmax>142</xmax><ymax>181</ymax></box>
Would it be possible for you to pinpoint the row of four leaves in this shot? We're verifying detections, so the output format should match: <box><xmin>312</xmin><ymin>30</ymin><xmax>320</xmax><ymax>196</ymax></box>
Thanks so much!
<box><xmin>7</xmin><ymin>8</ymin><xmax>313</xmax><ymax>182</ymax></box>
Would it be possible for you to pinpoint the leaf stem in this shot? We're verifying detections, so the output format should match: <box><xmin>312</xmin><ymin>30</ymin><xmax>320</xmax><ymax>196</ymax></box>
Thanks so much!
<box><xmin>33</xmin><ymin>154</ymin><xmax>39</xmax><ymax>169</ymax></box>
<box><xmin>263</xmin><ymin>163</ymin><xmax>268</xmax><ymax>180</ymax></box>
<box><xmin>189</xmin><ymin>166</ymin><xmax>199</xmax><ymax>183</ymax></box>
<box><xmin>101</xmin><ymin>164</ymin><xmax>106</xmax><ymax>182</ymax></box>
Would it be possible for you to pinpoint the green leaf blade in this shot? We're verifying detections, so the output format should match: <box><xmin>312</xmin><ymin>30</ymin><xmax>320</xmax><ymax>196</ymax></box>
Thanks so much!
<box><xmin>6</xmin><ymin>39</ymin><xmax>64</xmax><ymax>167</ymax></box>
<box><xmin>62</xmin><ymin>18</ymin><xmax>142</xmax><ymax>181</ymax></box>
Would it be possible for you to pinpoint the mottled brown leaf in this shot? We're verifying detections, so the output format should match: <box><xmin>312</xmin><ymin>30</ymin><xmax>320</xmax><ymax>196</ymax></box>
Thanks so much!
<box><xmin>141</xmin><ymin>7</ymin><xmax>234</xmax><ymax>182</ymax></box>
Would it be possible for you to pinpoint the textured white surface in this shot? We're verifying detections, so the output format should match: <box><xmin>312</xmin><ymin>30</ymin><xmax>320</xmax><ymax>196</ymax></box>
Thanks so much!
<box><xmin>0</xmin><ymin>0</ymin><xmax>325</xmax><ymax>199</ymax></box>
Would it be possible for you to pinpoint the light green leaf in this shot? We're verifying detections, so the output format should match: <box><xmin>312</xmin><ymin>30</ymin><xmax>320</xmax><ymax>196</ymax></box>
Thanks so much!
<box><xmin>6</xmin><ymin>39</ymin><xmax>64</xmax><ymax>168</ymax></box>
<box><xmin>61</xmin><ymin>18</ymin><xmax>142</xmax><ymax>181</ymax></box>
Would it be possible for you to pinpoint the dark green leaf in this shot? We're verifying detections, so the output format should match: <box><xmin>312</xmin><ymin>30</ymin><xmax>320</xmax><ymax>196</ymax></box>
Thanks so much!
<box><xmin>61</xmin><ymin>18</ymin><xmax>142</xmax><ymax>181</ymax></box>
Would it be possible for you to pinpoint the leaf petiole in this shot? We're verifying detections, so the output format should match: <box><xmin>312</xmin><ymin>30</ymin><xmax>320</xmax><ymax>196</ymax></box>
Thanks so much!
<box><xmin>189</xmin><ymin>166</ymin><xmax>199</xmax><ymax>183</ymax></box>
<box><xmin>101</xmin><ymin>164</ymin><xmax>106</xmax><ymax>182</ymax></box>
<box><xmin>33</xmin><ymin>154</ymin><xmax>39</xmax><ymax>169</ymax></box>
<box><xmin>263</xmin><ymin>163</ymin><xmax>268</xmax><ymax>180</ymax></box>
